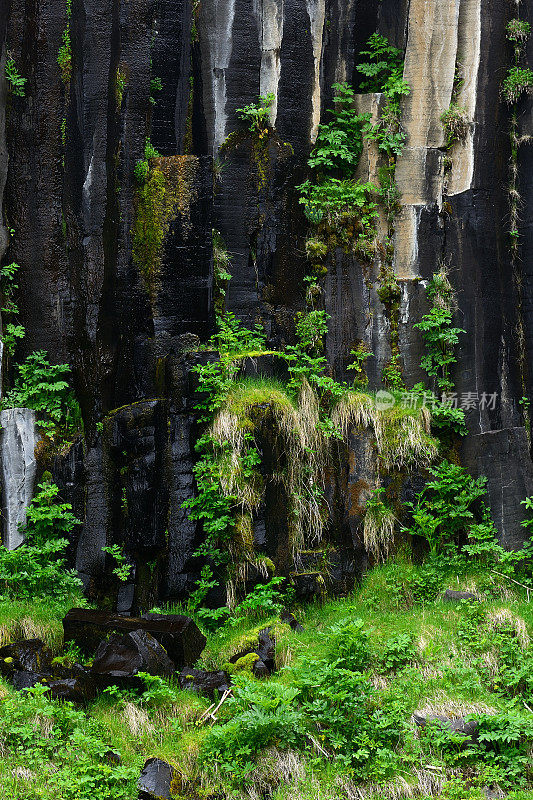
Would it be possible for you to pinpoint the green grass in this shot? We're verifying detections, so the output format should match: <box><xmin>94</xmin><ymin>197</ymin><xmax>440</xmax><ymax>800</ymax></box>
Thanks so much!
<box><xmin>0</xmin><ymin>565</ymin><xmax>532</xmax><ymax>798</ymax></box>
<box><xmin>0</xmin><ymin>598</ymin><xmax>77</xmax><ymax>651</ymax></box>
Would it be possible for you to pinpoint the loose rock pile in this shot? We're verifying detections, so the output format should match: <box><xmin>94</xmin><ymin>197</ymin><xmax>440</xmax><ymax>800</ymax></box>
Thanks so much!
<box><xmin>0</xmin><ymin>609</ymin><xmax>208</xmax><ymax>702</ymax></box>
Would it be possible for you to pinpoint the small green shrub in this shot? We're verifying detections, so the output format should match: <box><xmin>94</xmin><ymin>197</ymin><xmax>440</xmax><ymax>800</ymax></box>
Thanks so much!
<box><xmin>231</xmin><ymin>577</ymin><xmax>285</xmax><ymax>621</ymax></box>
<box><xmin>57</xmin><ymin>30</ymin><xmax>71</xmax><ymax>84</ymax></box>
<box><xmin>502</xmin><ymin>66</ymin><xmax>533</xmax><ymax>104</ymax></box>
<box><xmin>235</xmin><ymin>93</ymin><xmax>274</xmax><ymax>135</ymax></box>
<box><xmin>414</xmin><ymin>267</ymin><xmax>465</xmax><ymax>394</ymax></box>
<box><xmin>1</xmin><ymin>323</ymin><xmax>25</xmax><ymax>357</ymax></box>
<box><xmin>326</xmin><ymin>617</ymin><xmax>372</xmax><ymax>672</ymax></box>
<box><xmin>403</xmin><ymin>461</ymin><xmax>533</xmax><ymax>588</ymax></box>
<box><xmin>441</xmin><ymin>103</ymin><xmax>469</xmax><ymax>148</ymax></box>
<box><xmin>379</xmin><ymin>633</ymin><xmax>418</xmax><ymax>671</ymax></box>
<box><xmin>134</xmin><ymin>138</ymin><xmax>161</xmax><ymax>184</ymax></box>
<box><xmin>283</xmin><ymin>308</ymin><xmax>332</xmax><ymax>393</ymax></box>
<box><xmin>356</xmin><ymin>33</ymin><xmax>404</xmax><ymax>93</ymax></box>
<box><xmin>0</xmin><ymin>262</ymin><xmax>25</xmax><ymax>357</ymax></box>
<box><xmin>308</xmin><ymin>82</ymin><xmax>370</xmax><ymax>174</ymax></box>
<box><xmin>347</xmin><ymin>342</ymin><xmax>372</xmax><ymax>388</ymax></box>
<box><xmin>149</xmin><ymin>76</ymin><xmax>163</xmax><ymax>104</ymax></box>
<box><xmin>0</xmin><ymin>480</ymin><xmax>82</xmax><ymax>603</ymax></box>
<box><xmin>297</xmin><ymin>177</ymin><xmax>378</xmax><ymax>228</ymax></box>
<box><xmin>5</xmin><ymin>55</ymin><xmax>26</xmax><ymax>97</ymax></box>
<box><xmin>200</xmin><ymin>677</ymin><xmax>305</xmax><ymax>783</ymax></box>
<box><xmin>57</xmin><ymin>0</ymin><xmax>72</xmax><ymax>84</ymax></box>
<box><xmin>101</xmin><ymin>544</ymin><xmax>132</xmax><ymax>583</ymax></box>
<box><xmin>356</xmin><ymin>34</ymin><xmax>410</xmax><ymax>156</ymax></box>
<box><xmin>507</xmin><ymin>19</ymin><xmax>531</xmax><ymax>42</ymax></box>
<box><xmin>0</xmin><ymin>684</ymin><xmax>138</xmax><ymax>799</ymax></box>
<box><xmin>3</xmin><ymin>350</ymin><xmax>81</xmax><ymax>437</ymax></box>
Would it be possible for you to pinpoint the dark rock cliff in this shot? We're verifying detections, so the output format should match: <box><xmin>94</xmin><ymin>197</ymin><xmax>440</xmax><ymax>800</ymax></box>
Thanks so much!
<box><xmin>1</xmin><ymin>0</ymin><xmax>533</xmax><ymax>609</ymax></box>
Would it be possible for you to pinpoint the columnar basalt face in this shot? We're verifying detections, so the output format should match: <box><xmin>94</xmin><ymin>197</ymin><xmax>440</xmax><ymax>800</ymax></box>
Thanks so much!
<box><xmin>1</xmin><ymin>0</ymin><xmax>533</xmax><ymax>603</ymax></box>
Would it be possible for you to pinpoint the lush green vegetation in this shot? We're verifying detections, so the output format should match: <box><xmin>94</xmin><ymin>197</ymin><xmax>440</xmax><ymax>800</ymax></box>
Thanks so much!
<box><xmin>2</xmin><ymin>351</ymin><xmax>82</xmax><ymax>441</ymax></box>
<box><xmin>0</xmin><ymin>478</ymin><xmax>82</xmax><ymax>605</ymax></box>
<box><xmin>4</xmin><ymin>55</ymin><xmax>26</xmax><ymax>97</ymax></box>
<box><xmin>57</xmin><ymin>0</ymin><xmax>72</xmax><ymax>84</ymax></box>
<box><xmin>3</xmin><ymin>552</ymin><xmax>533</xmax><ymax>798</ymax></box>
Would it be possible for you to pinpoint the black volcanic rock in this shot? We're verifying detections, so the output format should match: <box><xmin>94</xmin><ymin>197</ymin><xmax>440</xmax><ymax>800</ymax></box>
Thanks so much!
<box><xmin>63</xmin><ymin>609</ymin><xmax>206</xmax><ymax>667</ymax></box>
<box><xmin>91</xmin><ymin>630</ymin><xmax>175</xmax><ymax>684</ymax></box>
<box><xmin>138</xmin><ymin>757</ymin><xmax>177</xmax><ymax>800</ymax></box>
<box><xmin>178</xmin><ymin>668</ymin><xmax>231</xmax><ymax>695</ymax></box>
<box><xmin>0</xmin><ymin>639</ymin><xmax>52</xmax><ymax>677</ymax></box>
<box><xmin>442</xmin><ymin>590</ymin><xmax>480</xmax><ymax>603</ymax></box>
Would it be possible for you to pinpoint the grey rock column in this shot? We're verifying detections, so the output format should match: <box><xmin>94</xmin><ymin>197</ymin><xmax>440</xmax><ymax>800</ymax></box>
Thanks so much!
<box><xmin>0</xmin><ymin>408</ymin><xmax>39</xmax><ymax>549</ymax></box>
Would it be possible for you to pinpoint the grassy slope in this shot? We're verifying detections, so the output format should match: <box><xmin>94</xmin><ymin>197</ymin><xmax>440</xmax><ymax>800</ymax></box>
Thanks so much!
<box><xmin>0</xmin><ymin>568</ymin><xmax>532</xmax><ymax>799</ymax></box>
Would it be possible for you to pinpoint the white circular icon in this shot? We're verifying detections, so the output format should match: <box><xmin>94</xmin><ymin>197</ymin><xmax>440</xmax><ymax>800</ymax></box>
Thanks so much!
<box><xmin>375</xmin><ymin>390</ymin><xmax>396</xmax><ymax>411</ymax></box>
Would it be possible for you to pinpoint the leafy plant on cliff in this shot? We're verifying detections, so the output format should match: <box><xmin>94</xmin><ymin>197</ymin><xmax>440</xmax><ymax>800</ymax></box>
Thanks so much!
<box><xmin>405</xmin><ymin>460</ymin><xmax>493</xmax><ymax>556</ymax></box>
<box><xmin>297</xmin><ymin>81</ymin><xmax>379</xmax><ymax>255</ymax></box>
<box><xmin>356</xmin><ymin>33</ymin><xmax>404</xmax><ymax>93</ymax></box>
<box><xmin>4</xmin><ymin>55</ymin><xmax>26</xmax><ymax>97</ymax></box>
<box><xmin>57</xmin><ymin>0</ymin><xmax>72</xmax><ymax>85</ymax></box>
<box><xmin>236</xmin><ymin>93</ymin><xmax>274</xmax><ymax>136</ymax></box>
<box><xmin>213</xmin><ymin>229</ymin><xmax>232</xmax><ymax>315</ymax></box>
<box><xmin>3</xmin><ymin>350</ymin><xmax>82</xmax><ymax>437</ymax></box>
<box><xmin>183</xmin><ymin>315</ymin><xmax>271</xmax><ymax>612</ymax></box>
<box><xmin>101</xmin><ymin>544</ymin><xmax>132</xmax><ymax>583</ymax></box>
<box><xmin>297</xmin><ymin>177</ymin><xmax>378</xmax><ymax>229</ymax></box>
<box><xmin>0</xmin><ymin>479</ymin><xmax>82</xmax><ymax>602</ymax></box>
<box><xmin>502</xmin><ymin>65</ymin><xmax>533</xmax><ymax>104</ymax></box>
<box><xmin>414</xmin><ymin>266</ymin><xmax>465</xmax><ymax>395</ymax></box>
<box><xmin>356</xmin><ymin>33</ymin><xmax>410</xmax><ymax>157</ymax></box>
<box><xmin>441</xmin><ymin>103</ymin><xmax>469</xmax><ymax>148</ymax></box>
<box><xmin>347</xmin><ymin>342</ymin><xmax>372</xmax><ymax>388</ymax></box>
<box><xmin>507</xmin><ymin>19</ymin><xmax>531</xmax><ymax>42</ymax></box>
<box><xmin>134</xmin><ymin>138</ymin><xmax>161</xmax><ymax>184</ymax></box>
<box><xmin>308</xmin><ymin>82</ymin><xmax>370</xmax><ymax>174</ymax></box>
<box><xmin>0</xmin><ymin>262</ymin><xmax>25</xmax><ymax>357</ymax></box>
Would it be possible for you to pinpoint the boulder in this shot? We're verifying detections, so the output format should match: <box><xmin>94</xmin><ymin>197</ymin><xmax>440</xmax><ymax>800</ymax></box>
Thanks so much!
<box><xmin>252</xmin><ymin>659</ymin><xmax>270</xmax><ymax>678</ymax></box>
<box><xmin>11</xmin><ymin>670</ymin><xmax>47</xmax><ymax>691</ymax></box>
<box><xmin>138</xmin><ymin>757</ymin><xmax>177</xmax><ymax>800</ymax></box>
<box><xmin>280</xmin><ymin>609</ymin><xmax>303</xmax><ymax>632</ymax></box>
<box><xmin>10</xmin><ymin>668</ymin><xmax>97</xmax><ymax>703</ymax></box>
<box><xmin>0</xmin><ymin>639</ymin><xmax>52</xmax><ymax>677</ymax></box>
<box><xmin>91</xmin><ymin>629</ymin><xmax>175</xmax><ymax>686</ymax></box>
<box><xmin>442</xmin><ymin>589</ymin><xmax>480</xmax><ymax>603</ymax></box>
<box><xmin>229</xmin><ymin>627</ymin><xmax>276</xmax><ymax>677</ymax></box>
<box><xmin>46</xmin><ymin>676</ymin><xmax>98</xmax><ymax>703</ymax></box>
<box><xmin>413</xmin><ymin>712</ymin><xmax>479</xmax><ymax>742</ymax></box>
<box><xmin>63</xmin><ymin>608</ymin><xmax>206</xmax><ymax>667</ymax></box>
<box><xmin>178</xmin><ymin>668</ymin><xmax>231</xmax><ymax>695</ymax></box>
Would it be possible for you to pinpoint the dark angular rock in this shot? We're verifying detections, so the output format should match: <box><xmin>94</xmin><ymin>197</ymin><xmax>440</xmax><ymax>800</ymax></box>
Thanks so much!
<box><xmin>229</xmin><ymin>627</ymin><xmax>276</xmax><ymax>676</ymax></box>
<box><xmin>138</xmin><ymin>757</ymin><xmax>177</xmax><ymax>800</ymax></box>
<box><xmin>280</xmin><ymin>609</ymin><xmax>303</xmax><ymax>633</ymax></box>
<box><xmin>442</xmin><ymin>590</ymin><xmax>480</xmax><ymax>603</ymax></box>
<box><xmin>0</xmin><ymin>639</ymin><xmax>52</xmax><ymax>677</ymax></box>
<box><xmin>178</xmin><ymin>668</ymin><xmax>231</xmax><ymax>695</ymax></box>
<box><xmin>252</xmin><ymin>658</ymin><xmax>270</xmax><ymax>678</ymax></box>
<box><xmin>413</xmin><ymin>712</ymin><xmax>479</xmax><ymax>742</ymax></box>
<box><xmin>257</xmin><ymin>628</ymin><xmax>276</xmax><ymax>672</ymax></box>
<box><xmin>10</xmin><ymin>669</ymin><xmax>97</xmax><ymax>703</ymax></box>
<box><xmin>91</xmin><ymin>629</ymin><xmax>175</xmax><ymax>685</ymax></box>
<box><xmin>46</xmin><ymin>675</ymin><xmax>98</xmax><ymax>703</ymax></box>
<box><xmin>63</xmin><ymin>608</ymin><xmax>206</xmax><ymax>667</ymax></box>
<box><xmin>11</xmin><ymin>670</ymin><xmax>47</xmax><ymax>691</ymax></box>
<box><xmin>462</xmin><ymin>427</ymin><xmax>533</xmax><ymax>550</ymax></box>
